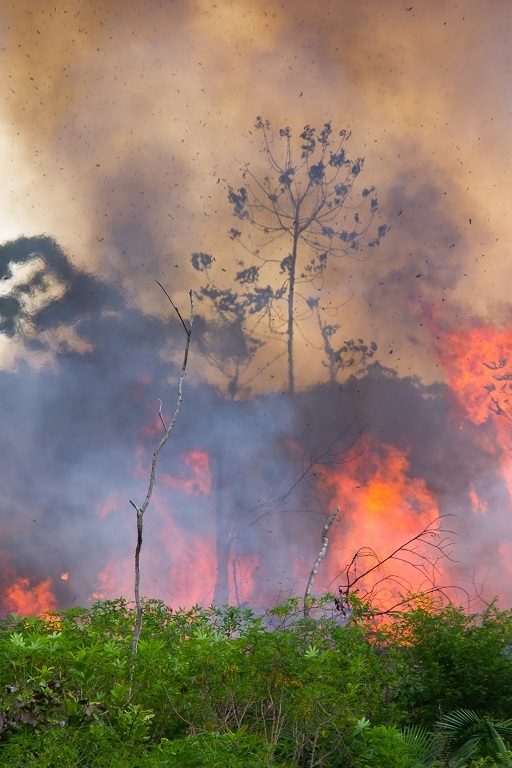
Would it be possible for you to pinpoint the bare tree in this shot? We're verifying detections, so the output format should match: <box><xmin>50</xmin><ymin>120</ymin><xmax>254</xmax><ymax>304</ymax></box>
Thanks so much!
<box><xmin>129</xmin><ymin>286</ymin><xmax>194</xmax><ymax>659</ymax></box>
<box><xmin>192</xmin><ymin>117</ymin><xmax>387</xmax><ymax>395</ymax></box>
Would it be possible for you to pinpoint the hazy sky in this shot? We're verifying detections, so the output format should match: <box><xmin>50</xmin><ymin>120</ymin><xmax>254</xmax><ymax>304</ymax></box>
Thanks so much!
<box><xmin>1</xmin><ymin>0</ymin><xmax>511</xmax><ymax>389</ymax></box>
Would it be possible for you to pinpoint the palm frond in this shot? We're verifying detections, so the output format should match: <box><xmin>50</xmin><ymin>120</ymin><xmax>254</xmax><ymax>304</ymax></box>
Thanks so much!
<box><xmin>437</xmin><ymin>709</ymin><xmax>512</xmax><ymax>768</ymax></box>
<box><xmin>401</xmin><ymin>723</ymin><xmax>441</xmax><ymax>764</ymax></box>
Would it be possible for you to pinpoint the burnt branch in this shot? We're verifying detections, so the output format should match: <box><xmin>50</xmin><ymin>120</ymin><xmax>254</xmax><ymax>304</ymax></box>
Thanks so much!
<box><xmin>304</xmin><ymin>506</ymin><xmax>339</xmax><ymax>618</ymax></box>
<box><xmin>330</xmin><ymin>515</ymin><xmax>458</xmax><ymax>618</ymax></box>
<box><xmin>130</xmin><ymin>287</ymin><xmax>194</xmax><ymax>661</ymax></box>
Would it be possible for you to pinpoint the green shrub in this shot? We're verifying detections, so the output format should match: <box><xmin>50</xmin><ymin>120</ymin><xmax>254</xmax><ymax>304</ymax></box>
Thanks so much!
<box><xmin>1</xmin><ymin>597</ymin><xmax>511</xmax><ymax>767</ymax></box>
<box><xmin>387</xmin><ymin>603</ymin><xmax>512</xmax><ymax>724</ymax></box>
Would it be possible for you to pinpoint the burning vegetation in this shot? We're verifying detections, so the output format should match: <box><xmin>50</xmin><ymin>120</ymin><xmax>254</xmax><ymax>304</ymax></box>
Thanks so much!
<box><xmin>1</xmin><ymin>122</ymin><xmax>512</xmax><ymax>621</ymax></box>
<box><xmin>1</xmin><ymin>1</ymin><xmax>512</xmax><ymax>763</ymax></box>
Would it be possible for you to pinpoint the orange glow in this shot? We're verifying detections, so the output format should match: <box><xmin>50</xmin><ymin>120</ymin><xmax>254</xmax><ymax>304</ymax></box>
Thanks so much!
<box><xmin>435</xmin><ymin>324</ymin><xmax>512</xmax><ymax>426</ymax></box>
<box><xmin>433</xmin><ymin>320</ymin><xmax>512</xmax><ymax>600</ymax></box>
<box><xmin>97</xmin><ymin>491</ymin><xmax>125</xmax><ymax>519</ymax></box>
<box><xmin>90</xmin><ymin>449</ymin><xmax>218</xmax><ymax>610</ymax></box>
<box><xmin>92</xmin><ymin>548</ymin><xmax>260</xmax><ymax>610</ymax></box>
<box><xmin>92</xmin><ymin>490</ymin><xmax>218</xmax><ymax>608</ymax></box>
<box><xmin>498</xmin><ymin>543</ymin><xmax>512</xmax><ymax>579</ymax></box>
<box><xmin>435</xmin><ymin>319</ymin><xmax>512</xmax><ymax>490</ymax></box>
<box><xmin>161</xmin><ymin>450</ymin><xmax>212</xmax><ymax>496</ymax></box>
<box><xmin>469</xmin><ymin>485</ymin><xmax>488</xmax><ymax>516</ymax></box>
<box><xmin>91</xmin><ymin>558</ymin><xmax>133</xmax><ymax>603</ymax></box>
<box><xmin>3</xmin><ymin>577</ymin><xmax>58</xmax><ymax>616</ymax></box>
<box><xmin>60</xmin><ymin>572</ymin><xmax>69</xmax><ymax>582</ymax></box>
<box><xmin>317</xmin><ymin>436</ymin><xmax>441</xmax><ymax>606</ymax></box>
<box><xmin>228</xmin><ymin>554</ymin><xmax>259</xmax><ymax>605</ymax></box>
<box><xmin>145</xmin><ymin>493</ymin><xmax>217</xmax><ymax>606</ymax></box>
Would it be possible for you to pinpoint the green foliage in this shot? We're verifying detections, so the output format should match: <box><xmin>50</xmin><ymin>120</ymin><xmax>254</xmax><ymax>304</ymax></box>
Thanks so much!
<box><xmin>152</xmin><ymin>731</ymin><xmax>289</xmax><ymax>767</ymax></box>
<box><xmin>386</xmin><ymin>603</ymin><xmax>512</xmax><ymax>724</ymax></box>
<box><xmin>436</xmin><ymin>709</ymin><xmax>512</xmax><ymax>767</ymax></box>
<box><xmin>1</xmin><ymin>598</ymin><xmax>511</xmax><ymax>767</ymax></box>
<box><xmin>351</xmin><ymin>722</ymin><xmax>421</xmax><ymax>768</ymax></box>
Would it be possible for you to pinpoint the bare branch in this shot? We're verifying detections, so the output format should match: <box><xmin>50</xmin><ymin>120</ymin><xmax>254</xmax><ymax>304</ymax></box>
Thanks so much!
<box><xmin>329</xmin><ymin>515</ymin><xmax>458</xmax><ymax>619</ymax></box>
<box><xmin>155</xmin><ymin>280</ymin><xmax>190</xmax><ymax>335</ymax></box>
<box><xmin>130</xmin><ymin>288</ymin><xmax>194</xmax><ymax>661</ymax></box>
<box><xmin>304</xmin><ymin>507</ymin><xmax>338</xmax><ymax>617</ymax></box>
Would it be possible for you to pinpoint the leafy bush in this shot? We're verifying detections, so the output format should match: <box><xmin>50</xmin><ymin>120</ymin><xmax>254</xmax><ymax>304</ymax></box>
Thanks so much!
<box><xmin>386</xmin><ymin>603</ymin><xmax>512</xmax><ymax>724</ymax></box>
<box><xmin>1</xmin><ymin>598</ymin><xmax>511</xmax><ymax>767</ymax></box>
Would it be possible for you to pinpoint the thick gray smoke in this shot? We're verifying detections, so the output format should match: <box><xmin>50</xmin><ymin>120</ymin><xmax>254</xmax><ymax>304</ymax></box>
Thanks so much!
<box><xmin>1</xmin><ymin>235</ymin><xmax>510</xmax><ymax>613</ymax></box>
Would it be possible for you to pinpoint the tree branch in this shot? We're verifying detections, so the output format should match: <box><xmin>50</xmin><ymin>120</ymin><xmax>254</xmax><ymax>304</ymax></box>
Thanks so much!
<box><xmin>304</xmin><ymin>507</ymin><xmax>339</xmax><ymax>617</ymax></box>
<box><xmin>130</xmin><ymin>287</ymin><xmax>194</xmax><ymax>661</ymax></box>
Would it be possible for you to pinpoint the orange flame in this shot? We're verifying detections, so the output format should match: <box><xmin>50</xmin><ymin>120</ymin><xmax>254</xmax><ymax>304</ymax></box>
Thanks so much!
<box><xmin>91</xmin><ymin>558</ymin><xmax>133</xmax><ymax>602</ymax></box>
<box><xmin>435</xmin><ymin>320</ymin><xmax>512</xmax><ymax>491</ymax></box>
<box><xmin>90</xmin><ymin>448</ymin><xmax>248</xmax><ymax>609</ymax></box>
<box><xmin>435</xmin><ymin>323</ymin><xmax>512</xmax><ymax>426</ymax></box>
<box><xmin>430</xmin><ymin>319</ymin><xmax>512</xmax><ymax>602</ymax></box>
<box><xmin>228</xmin><ymin>554</ymin><xmax>259</xmax><ymax>606</ymax></box>
<box><xmin>316</xmin><ymin>436</ymin><xmax>442</xmax><ymax>606</ymax></box>
<box><xmin>3</xmin><ymin>577</ymin><xmax>58</xmax><ymax>616</ymax></box>
<box><xmin>161</xmin><ymin>450</ymin><xmax>212</xmax><ymax>496</ymax></box>
<box><xmin>468</xmin><ymin>484</ymin><xmax>488</xmax><ymax>516</ymax></box>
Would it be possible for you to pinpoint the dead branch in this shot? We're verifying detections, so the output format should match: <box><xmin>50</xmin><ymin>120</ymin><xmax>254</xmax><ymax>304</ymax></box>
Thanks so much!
<box><xmin>303</xmin><ymin>507</ymin><xmax>338</xmax><ymax>618</ymax></box>
<box><xmin>329</xmin><ymin>515</ymin><xmax>460</xmax><ymax>618</ymax></box>
<box><xmin>130</xmin><ymin>287</ymin><xmax>194</xmax><ymax>661</ymax></box>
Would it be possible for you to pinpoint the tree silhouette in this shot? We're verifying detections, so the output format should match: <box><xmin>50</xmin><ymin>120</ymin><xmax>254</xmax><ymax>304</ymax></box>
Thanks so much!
<box><xmin>190</xmin><ymin>251</ymin><xmax>265</xmax><ymax>399</ymax></box>
<box><xmin>192</xmin><ymin>117</ymin><xmax>387</xmax><ymax>395</ymax></box>
<box><xmin>483</xmin><ymin>357</ymin><xmax>512</xmax><ymax>418</ymax></box>
<box><xmin>318</xmin><ymin>311</ymin><xmax>378</xmax><ymax>384</ymax></box>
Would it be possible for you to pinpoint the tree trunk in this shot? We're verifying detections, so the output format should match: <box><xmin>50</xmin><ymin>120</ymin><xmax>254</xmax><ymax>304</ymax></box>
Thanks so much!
<box><xmin>287</xmin><ymin>221</ymin><xmax>299</xmax><ymax>396</ymax></box>
<box><xmin>212</xmin><ymin>449</ymin><xmax>233</xmax><ymax>605</ymax></box>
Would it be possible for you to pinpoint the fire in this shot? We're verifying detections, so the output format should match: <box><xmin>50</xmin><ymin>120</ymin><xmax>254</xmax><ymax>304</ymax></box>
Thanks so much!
<box><xmin>430</xmin><ymin>319</ymin><xmax>512</xmax><ymax>601</ymax></box>
<box><xmin>435</xmin><ymin>323</ymin><xmax>512</xmax><ymax>426</ymax></box>
<box><xmin>91</xmin><ymin>558</ymin><xmax>133</xmax><ymax>603</ymax></box>
<box><xmin>91</xmin><ymin>450</ymin><xmax>222</xmax><ymax>608</ymax></box>
<box><xmin>498</xmin><ymin>543</ymin><xmax>512</xmax><ymax>579</ymax></box>
<box><xmin>141</xmin><ymin>493</ymin><xmax>218</xmax><ymax>606</ymax></box>
<box><xmin>134</xmin><ymin>443</ymin><xmax>212</xmax><ymax>496</ymax></box>
<box><xmin>92</xmin><ymin>499</ymin><xmax>259</xmax><ymax>609</ymax></box>
<box><xmin>3</xmin><ymin>577</ymin><xmax>58</xmax><ymax>617</ymax></box>
<box><xmin>468</xmin><ymin>484</ymin><xmax>488</xmax><ymax>516</ymax></box>
<box><xmin>317</xmin><ymin>436</ymin><xmax>442</xmax><ymax>606</ymax></box>
<box><xmin>161</xmin><ymin>450</ymin><xmax>212</xmax><ymax>496</ymax></box>
<box><xmin>434</xmin><ymin>319</ymin><xmax>512</xmax><ymax>488</ymax></box>
<box><xmin>228</xmin><ymin>554</ymin><xmax>259</xmax><ymax>606</ymax></box>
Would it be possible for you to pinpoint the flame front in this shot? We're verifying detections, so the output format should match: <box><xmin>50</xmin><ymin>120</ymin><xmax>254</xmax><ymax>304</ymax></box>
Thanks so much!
<box><xmin>317</xmin><ymin>436</ymin><xmax>443</xmax><ymax>607</ymax></box>
<box><xmin>3</xmin><ymin>577</ymin><xmax>58</xmax><ymax>617</ymax></box>
<box><xmin>6</xmin><ymin>325</ymin><xmax>512</xmax><ymax>616</ymax></box>
<box><xmin>435</xmin><ymin>321</ymin><xmax>512</xmax><ymax>491</ymax></box>
<box><xmin>436</xmin><ymin>323</ymin><xmax>512</xmax><ymax>426</ymax></box>
<box><xmin>432</xmin><ymin>319</ymin><xmax>512</xmax><ymax>598</ymax></box>
<box><xmin>161</xmin><ymin>450</ymin><xmax>213</xmax><ymax>496</ymax></box>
